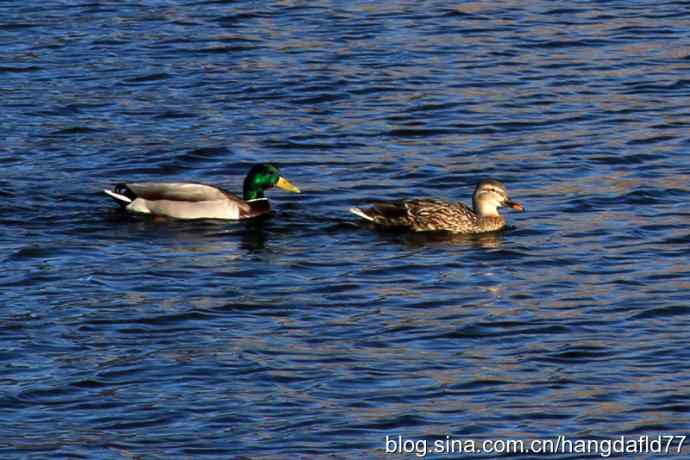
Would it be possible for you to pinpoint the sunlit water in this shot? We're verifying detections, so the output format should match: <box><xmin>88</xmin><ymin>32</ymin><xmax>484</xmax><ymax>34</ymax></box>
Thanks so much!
<box><xmin>3</xmin><ymin>1</ymin><xmax>690</xmax><ymax>459</ymax></box>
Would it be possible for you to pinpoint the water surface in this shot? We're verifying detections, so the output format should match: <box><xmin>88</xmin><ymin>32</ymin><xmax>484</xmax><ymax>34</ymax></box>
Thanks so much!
<box><xmin>3</xmin><ymin>1</ymin><xmax>690</xmax><ymax>459</ymax></box>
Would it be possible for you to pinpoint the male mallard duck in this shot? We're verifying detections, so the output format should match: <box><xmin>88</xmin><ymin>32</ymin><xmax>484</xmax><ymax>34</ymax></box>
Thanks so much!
<box><xmin>104</xmin><ymin>163</ymin><xmax>300</xmax><ymax>220</ymax></box>
<box><xmin>350</xmin><ymin>179</ymin><xmax>524</xmax><ymax>234</ymax></box>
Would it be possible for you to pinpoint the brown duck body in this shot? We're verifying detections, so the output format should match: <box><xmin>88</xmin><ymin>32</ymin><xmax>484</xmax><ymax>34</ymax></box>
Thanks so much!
<box><xmin>350</xmin><ymin>179</ymin><xmax>524</xmax><ymax>234</ymax></box>
<box><xmin>106</xmin><ymin>182</ymin><xmax>271</xmax><ymax>220</ymax></box>
<box><xmin>354</xmin><ymin>198</ymin><xmax>506</xmax><ymax>234</ymax></box>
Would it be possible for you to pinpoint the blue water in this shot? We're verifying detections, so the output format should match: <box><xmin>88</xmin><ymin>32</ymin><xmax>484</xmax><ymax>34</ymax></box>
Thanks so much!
<box><xmin>3</xmin><ymin>1</ymin><xmax>690</xmax><ymax>459</ymax></box>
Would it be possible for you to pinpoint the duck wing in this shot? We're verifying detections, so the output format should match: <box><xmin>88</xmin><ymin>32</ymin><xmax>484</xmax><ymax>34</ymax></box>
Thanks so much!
<box><xmin>353</xmin><ymin>198</ymin><xmax>477</xmax><ymax>232</ymax></box>
<box><xmin>123</xmin><ymin>182</ymin><xmax>243</xmax><ymax>204</ymax></box>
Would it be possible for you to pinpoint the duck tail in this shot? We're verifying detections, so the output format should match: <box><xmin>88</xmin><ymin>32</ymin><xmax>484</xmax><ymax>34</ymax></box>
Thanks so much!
<box><xmin>104</xmin><ymin>184</ymin><xmax>134</xmax><ymax>206</ymax></box>
<box><xmin>350</xmin><ymin>207</ymin><xmax>375</xmax><ymax>222</ymax></box>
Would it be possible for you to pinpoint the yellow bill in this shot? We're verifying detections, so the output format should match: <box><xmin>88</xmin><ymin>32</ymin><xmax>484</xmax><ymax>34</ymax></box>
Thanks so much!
<box><xmin>276</xmin><ymin>176</ymin><xmax>300</xmax><ymax>193</ymax></box>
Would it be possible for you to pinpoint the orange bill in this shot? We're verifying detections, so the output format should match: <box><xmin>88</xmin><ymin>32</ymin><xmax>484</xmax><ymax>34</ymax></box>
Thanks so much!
<box><xmin>505</xmin><ymin>200</ymin><xmax>524</xmax><ymax>212</ymax></box>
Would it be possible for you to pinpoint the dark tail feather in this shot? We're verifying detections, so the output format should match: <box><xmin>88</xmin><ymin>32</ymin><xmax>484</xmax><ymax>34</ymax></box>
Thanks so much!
<box><xmin>351</xmin><ymin>201</ymin><xmax>410</xmax><ymax>228</ymax></box>
<box><xmin>368</xmin><ymin>201</ymin><xmax>408</xmax><ymax>219</ymax></box>
<box><xmin>104</xmin><ymin>183</ymin><xmax>137</xmax><ymax>207</ymax></box>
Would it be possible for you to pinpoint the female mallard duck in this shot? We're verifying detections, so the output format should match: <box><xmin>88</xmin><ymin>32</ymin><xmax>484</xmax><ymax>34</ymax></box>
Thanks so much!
<box><xmin>350</xmin><ymin>179</ymin><xmax>524</xmax><ymax>234</ymax></box>
<box><xmin>104</xmin><ymin>163</ymin><xmax>300</xmax><ymax>220</ymax></box>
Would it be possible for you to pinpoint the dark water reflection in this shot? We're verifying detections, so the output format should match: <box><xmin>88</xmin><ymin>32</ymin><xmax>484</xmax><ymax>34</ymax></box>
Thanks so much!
<box><xmin>3</xmin><ymin>0</ymin><xmax>690</xmax><ymax>459</ymax></box>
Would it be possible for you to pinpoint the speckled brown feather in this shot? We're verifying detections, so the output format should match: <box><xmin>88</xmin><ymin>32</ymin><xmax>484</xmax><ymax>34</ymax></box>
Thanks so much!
<box><xmin>360</xmin><ymin>198</ymin><xmax>506</xmax><ymax>233</ymax></box>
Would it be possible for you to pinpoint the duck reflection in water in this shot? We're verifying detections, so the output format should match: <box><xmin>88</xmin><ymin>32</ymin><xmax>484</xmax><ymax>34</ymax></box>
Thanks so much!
<box><xmin>398</xmin><ymin>229</ymin><xmax>506</xmax><ymax>249</ymax></box>
<box><xmin>240</xmin><ymin>215</ymin><xmax>269</xmax><ymax>251</ymax></box>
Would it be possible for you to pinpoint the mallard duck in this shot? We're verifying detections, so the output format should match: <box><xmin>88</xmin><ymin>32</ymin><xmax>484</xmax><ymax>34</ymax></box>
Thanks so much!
<box><xmin>350</xmin><ymin>179</ymin><xmax>524</xmax><ymax>234</ymax></box>
<box><xmin>104</xmin><ymin>163</ymin><xmax>300</xmax><ymax>220</ymax></box>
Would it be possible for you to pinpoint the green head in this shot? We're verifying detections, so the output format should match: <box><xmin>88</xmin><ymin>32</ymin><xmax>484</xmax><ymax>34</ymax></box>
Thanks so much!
<box><xmin>242</xmin><ymin>163</ymin><xmax>300</xmax><ymax>201</ymax></box>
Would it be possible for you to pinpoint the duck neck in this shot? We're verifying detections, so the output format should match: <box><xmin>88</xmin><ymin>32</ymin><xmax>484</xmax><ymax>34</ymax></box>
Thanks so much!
<box><xmin>243</xmin><ymin>179</ymin><xmax>265</xmax><ymax>201</ymax></box>
<box><xmin>473</xmin><ymin>200</ymin><xmax>500</xmax><ymax>217</ymax></box>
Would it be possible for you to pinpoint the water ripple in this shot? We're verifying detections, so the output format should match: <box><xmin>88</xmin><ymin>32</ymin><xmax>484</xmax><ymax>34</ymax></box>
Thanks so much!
<box><xmin>2</xmin><ymin>1</ymin><xmax>690</xmax><ymax>458</ymax></box>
